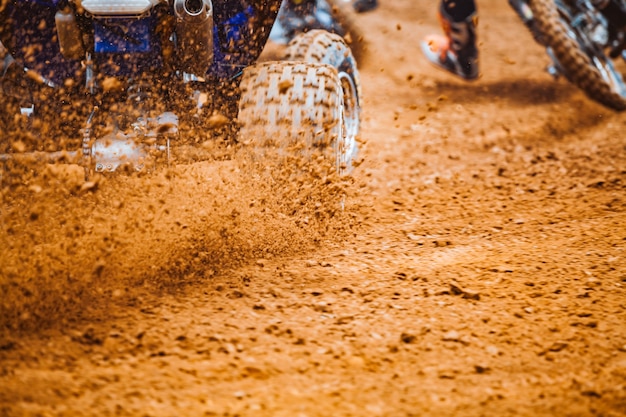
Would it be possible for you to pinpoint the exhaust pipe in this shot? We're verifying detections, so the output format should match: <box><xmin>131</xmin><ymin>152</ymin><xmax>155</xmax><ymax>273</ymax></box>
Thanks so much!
<box><xmin>174</xmin><ymin>0</ymin><xmax>213</xmax><ymax>75</ymax></box>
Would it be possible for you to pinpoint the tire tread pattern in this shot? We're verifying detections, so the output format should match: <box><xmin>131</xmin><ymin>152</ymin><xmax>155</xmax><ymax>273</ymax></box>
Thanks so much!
<box><xmin>284</xmin><ymin>29</ymin><xmax>362</xmax><ymax>104</ymax></box>
<box><xmin>238</xmin><ymin>61</ymin><xmax>342</xmax><ymax>151</ymax></box>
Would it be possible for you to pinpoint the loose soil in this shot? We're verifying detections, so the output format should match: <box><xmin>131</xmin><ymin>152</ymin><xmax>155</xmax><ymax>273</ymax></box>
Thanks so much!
<box><xmin>1</xmin><ymin>1</ymin><xmax>626</xmax><ymax>416</ymax></box>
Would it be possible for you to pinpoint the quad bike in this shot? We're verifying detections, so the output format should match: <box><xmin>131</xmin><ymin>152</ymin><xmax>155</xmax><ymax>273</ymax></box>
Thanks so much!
<box><xmin>0</xmin><ymin>0</ymin><xmax>361</xmax><ymax>179</ymax></box>
<box><xmin>510</xmin><ymin>0</ymin><xmax>626</xmax><ymax>110</ymax></box>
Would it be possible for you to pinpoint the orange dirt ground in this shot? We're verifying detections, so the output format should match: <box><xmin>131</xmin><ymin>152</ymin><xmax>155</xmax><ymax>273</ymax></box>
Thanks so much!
<box><xmin>1</xmin><ymin>1</ymin><xmax>626</xmax><ymax>416</ymax></box>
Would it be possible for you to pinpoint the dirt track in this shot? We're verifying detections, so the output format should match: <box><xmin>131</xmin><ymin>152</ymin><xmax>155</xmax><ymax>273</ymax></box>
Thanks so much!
<box><xmin>2</xmin><ymin>1</ymin><xmax>626</xmax><ymax>416</ymax></box>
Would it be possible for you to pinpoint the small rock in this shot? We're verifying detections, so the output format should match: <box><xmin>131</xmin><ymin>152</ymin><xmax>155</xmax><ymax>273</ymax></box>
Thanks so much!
<box><xmin>230</xmin><ymin>290</ymin><xmax>245</xmax><ymax>298</ymax></box>
<box><xmin>394</xmin><ymin>271</ymin><xmax>408</xmax><ymax>280</ymax></box>
<box><xmin>242</xmin><ymin>366</ymin><xmax>268</xmax><ymax>380</ymax></box>
<box><xmin>449</xmin><ymin>281</ymin><xmax>480</xmax><ymax>300</ymax></box>
<box><xmin>80</xmin><ymin>181</ymin><xmax>99</xmax><ymax>193</ymax></box>
<box><xmin>335</xmin><ymin>316</ymin><xmax>353</xmax><ymax>325</ymax></box>
<box><xmin>461</xmin><ymin>289</ymin><xmax>481</xmax><ymax>300</ymax></box>
<box><xmin>450</xmin><ymin>282</ymin><xmax>464</xmax><ymax>296</ymax></box>
<box><xmin>28</xmin><ymin>185</ymin><xmax>43</xmax><ymax>193</ymax></box>
<box><xmin>548</xmin><ymin>341</ymin><xmax>569</xmax><ymax>352</ymax></box>
<box><xmin>406</xmin><ymin>233</ymin><xmax>422</xmax><ymax>241</ymax></box>
<box><xmin>581</xmin><ymin>390</ymin><xmax>601</xmax><ymax>398</ymax></box>
<box><xmin>313</xmin><ymin>302</ymin><xmax>331</xmax><ymax>313</ymax></box>
<box><xmin>486</xmin><ymin>345</ymin><xmax>499</xmax><ymax>356</ymax></box>
<box><xmin>400</xmin><ymin>333</ymin><xmax>417</xmax><ymax>344</ymax></box>
<box><xmin>347</xmin><ymin>356</ymin><xmax>365</xmax><ymax>368</ymax></box>
<box><xmin>474</xmin><ymin>365</ymin><xmax>490</xmax><ymax>374</ymax></box>
<box><xmin>490</xmin><ymin>266</ymin><xmax>514</xmax><ymax>273</ymax></box>
<box><xmin>442</xmin><ymin>330</ymin><xmax>460</xmax><ymax>342</ymax></box>
<box><xmin>438</xmin><ymin>370</ymin><xmax>456</xmax><ymax>379</ymax></box>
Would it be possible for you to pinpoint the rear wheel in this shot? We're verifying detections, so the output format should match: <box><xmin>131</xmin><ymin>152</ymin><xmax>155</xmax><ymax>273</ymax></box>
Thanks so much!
<box><xmin>530</xmin><ymin>0</ymin><xmax>626</xmax><ymax>110</ymax></box>
<box><xmin>285</xmin><ymin>30</ymin><xmax>360</xmax><ymax>173</ymax></box>
<box><xmin>237</xmin><ymin>61</ymin><xmax>354</xmax><ymax>175</ymax></box>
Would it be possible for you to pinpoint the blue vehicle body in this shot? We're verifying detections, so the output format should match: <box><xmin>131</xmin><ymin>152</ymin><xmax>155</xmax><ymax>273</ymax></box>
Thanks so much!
<box><xmin>0</xmin><ymin>0</ymin><xmax>282</xmax><ymax>84</ymax></box>
<box><xmin>0</xmin><ymin>0</ymin><xmax>285</xmax><ymax>166</ymax></box>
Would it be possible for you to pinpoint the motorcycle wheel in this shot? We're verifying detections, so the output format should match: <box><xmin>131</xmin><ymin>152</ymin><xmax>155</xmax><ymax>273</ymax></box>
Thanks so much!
<box><xmin>237</xmin><ymin>61</ymin><xmax>356</xmax><ymax>175</ymax></box>
<box><xmin>530</xmin><ymin>0</ymin><xmax>626</xmax><ymax>110</ymax></box>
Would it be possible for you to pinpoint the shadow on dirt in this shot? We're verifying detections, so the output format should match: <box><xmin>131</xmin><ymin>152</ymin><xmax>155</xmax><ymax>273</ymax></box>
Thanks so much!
<box><xmin>423</xmin><ymin>77</ymin><xmax>617</xmax><ymax>145</ymax></box>
<box><xmin>425</xmin><ymin>78</ymin><xmax>577</xmax><ymax>107</ymax></box>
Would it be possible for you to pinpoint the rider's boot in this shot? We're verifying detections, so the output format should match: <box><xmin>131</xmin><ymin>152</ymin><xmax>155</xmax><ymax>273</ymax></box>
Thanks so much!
<box><xmin>420</xmin><ymin>3</ymin><xmax>479</xmax><ymax>80</ymax></box>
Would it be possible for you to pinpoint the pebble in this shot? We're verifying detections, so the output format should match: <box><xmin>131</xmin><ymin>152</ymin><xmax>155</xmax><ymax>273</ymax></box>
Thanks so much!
<box><xmin>28</xmin><ymin>185</ymin><xmax>43</xmax><ymax>193</ymax></box>
<box><xmin>347</xmin><ymin>356</ymin><xmax>365</xmax><ymax>368</ymax></box>
<box><xmin>80</xmin><ymin>181</ymin><xmax>98</xmax><ymax>193</ymax></box>
<box><xmin>548</xmin><ymin>341</ymin><xmax>569</xmax><ymax>352</ymax></box>
<box><xmin>449</xmin><ymin>281</ymin><xmax>480</xmax><ymax>300</ymax></box>
<box><xmin>474</xmin><ymin>365</ymin><xmax>490</xmax><ymax>374</ymax></box>
<box><xmin>442</xmin><ymin>330</ymin><xmax>460</xmax><ymax>342</ymax></box>
<box><xmin>486</xmin><ymin>345</ymin><xmax>499</xmax><ymax>356</ymax></box>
